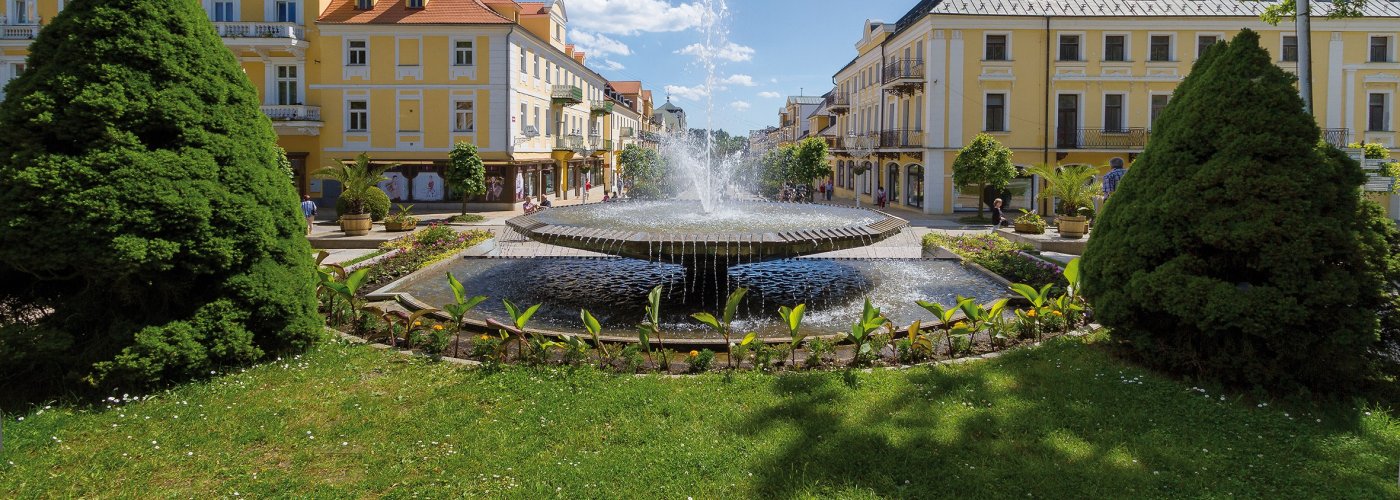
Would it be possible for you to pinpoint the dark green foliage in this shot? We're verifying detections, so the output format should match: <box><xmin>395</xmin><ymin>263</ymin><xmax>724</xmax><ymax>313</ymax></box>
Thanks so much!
<box><xmin>620</xmin><ymin>144</ymin><xmax>668</xmax><ymax>199</ymax></box>
<box><xmin>952</xmin><ymin>134</ymin><xmax>1018</xmax><ymax>217</ymax></box>
<box><xmin>0</xmin><ymin>0</ymin><xmax>320</xmax><ymax>389</ymax></box>
<box><xmin>445</xmin><ymin>142</ymin><xmax>486</xmax><ymax>213</ymax></box>
<box><xmin>335</xmin><ymin>187</ymin><xmax>390</xmax><ymax>221</ymax></box>
<box><xmin>1081</xmin><ymin>30</ymin><xmax>1389</xmax><ymax>392</ymax></box>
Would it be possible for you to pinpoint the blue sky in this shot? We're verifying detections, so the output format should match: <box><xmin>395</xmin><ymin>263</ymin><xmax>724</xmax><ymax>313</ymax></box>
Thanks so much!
<box><xmin>565</xmin><ymin>0</ymin><xmax>917</xmax><ymax>135</ymax></box>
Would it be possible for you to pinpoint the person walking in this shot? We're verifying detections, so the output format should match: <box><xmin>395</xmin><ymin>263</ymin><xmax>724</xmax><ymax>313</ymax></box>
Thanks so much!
<box><xmin>1102</xmin><ymin>157</ymin><xmax>1126</xmax><ymax>198</ymax></box>
<box><xmin>825</xmin><ymin>179</ymin><xmax>833</xmax><ymax>201</ymax></box>
<box><xmin>300</xmin><ymin>195</ymin><xmax>317</xmax><ymax>235</ymax></box>
<box><xmin>876</xmin><ymin>186</ymin><xmax>886</xmax><ymax>208</ymax></box>
<box><xmin>583</xmin><ymin>180</ymin><xmax>592</xmax><ymax>203</ymax></box>
<box><xmin>990</xmin><ymin>198</ymin><xmax>1007</xmax><ymax>233</ymax></box>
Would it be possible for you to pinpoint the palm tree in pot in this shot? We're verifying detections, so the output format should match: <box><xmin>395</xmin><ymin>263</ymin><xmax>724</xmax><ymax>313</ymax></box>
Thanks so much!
<box><xmin>1025</xmin><ymin>163</ymin><xmax>1102</xmax><ymax>239</ymax></box>
<box><xmin>314</xmin><ymin>153</ymin><xmax>397</xmax><ymax>236</ymax></box>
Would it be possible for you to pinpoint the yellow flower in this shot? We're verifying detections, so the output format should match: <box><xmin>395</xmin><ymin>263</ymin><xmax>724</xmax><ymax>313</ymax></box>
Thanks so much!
<box><xmin>954</xmin><ymin>321</ymin><xmax>968</xmax><ymax>329</ymax></box>
<box><xmin>432</xmin><ymin>324</ymin><xmax>445</xmax><ymax>331</ymax></box>
<box><xmin>479</xmin><ymin>335</ymin><xmax>489</xmax><ymax>341</ymax></box>
<box><xmin>1051</xmin><ymin>310</ymin><xmax>1064</xmax><ymax>317</ymax></box>
<box><xmin>1026</xmin><ymin>309</ymin><xmax>1037</xmax><ymax>318</ymax></box>
<box><xmin>689</xmin><ymin>350</ymin><xmax>699</xmax><ymax>358</ymax></box>
<box><xmin>413</xmin><ymin>321</ymin><xmax>422</xmax><ymax>327</ymax></box>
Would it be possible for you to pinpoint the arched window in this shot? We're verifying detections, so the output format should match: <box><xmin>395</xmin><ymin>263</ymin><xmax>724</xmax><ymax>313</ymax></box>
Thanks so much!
<box><xmin>846</xmin><ymin>161</ymin><xmax>855</xmax><ymax>189</ymax></box>
<box><xmin>906</xmin><ymin>164</ymin><xmax>923</xmax><ymax>208</ymax></box>
<box><xmin>886</xmin><ymin>163</ymin><xmax>900</xmax><ymax>206</ymax></box>
<box><xmin>836</xmin><ymin>160</ymin><xmax>846</xmax><ymax>188</ymax></box>
<box><xmin>862</xmin><ymin>161</ymin><xmax>873</xmax><ymax>195</ymax></box>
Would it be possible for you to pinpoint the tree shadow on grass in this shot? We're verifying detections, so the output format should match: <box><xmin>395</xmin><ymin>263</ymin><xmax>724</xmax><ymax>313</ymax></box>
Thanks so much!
<box><xmin>738</xmin><ymin>338</ymin><xmax>1400</xmax><ymax>498</ymax></box>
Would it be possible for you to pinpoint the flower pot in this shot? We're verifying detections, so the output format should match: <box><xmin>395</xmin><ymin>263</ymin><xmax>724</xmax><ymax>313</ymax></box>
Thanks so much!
<box><xmin>1014</xmin><ymin>222</ymin><xmax>1044</xmax><ymax>234</ymax></box>
<box><xmin>384</xmin><ymin>221</ymin><xmax>417</xmax><ymax>232</ymax></box>
<box><xmin>1057</xmin><ymin>216</ymin><xmax>1088</xmax><ymax>239</ymax></box>
<box><xmin>339</xmin><ymin>213</ymin><xmax>373</xmax><ymax>236</ymax></box>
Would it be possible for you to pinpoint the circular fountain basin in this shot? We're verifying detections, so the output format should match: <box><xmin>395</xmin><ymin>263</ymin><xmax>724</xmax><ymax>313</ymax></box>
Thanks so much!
<box><xmin>506</xmin><ymin>200</ymin><xmax>908</xmax><ymax>262</ymax></box>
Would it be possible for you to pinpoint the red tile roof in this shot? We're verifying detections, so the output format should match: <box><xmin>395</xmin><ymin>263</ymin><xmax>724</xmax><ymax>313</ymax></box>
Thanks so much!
<box><xmin>517</xmin><ymin>2</ymin><xmax>551</xmax><ymax>15</ymax></box>
<box><xmin>610</xmin><ymin>81</ymin><xmax>642</xmax><ymax>94</ymax></box>
<box><xmin>319</xmin><ymin>0</ymin><xmax>513</xmax><ymax>24</ymax></box>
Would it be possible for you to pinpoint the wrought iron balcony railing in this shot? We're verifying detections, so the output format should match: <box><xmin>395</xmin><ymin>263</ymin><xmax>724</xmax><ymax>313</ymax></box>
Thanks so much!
<box><xmin>1321</xmin><ymin>128</ymin><xmax>1350</xmax><ymax>149</ymax></box>
<box><xmin>1056</xmin><ymin>127</ymin><xmax>1149</xmax><ymax>149</ymax></box>
<box><xmin>214</xmin><ymin>22</ymin><xmax>306</xmax><ymax>40</ymax></box>
<box><xmin>879</xmin><ymin>129</ymin><xmax>925</xmax><ymax>148</ymax></box>
<box><xmin>882</xmin><ymin>59</ymin><xmax>925</xmax><ymax>84</ymax></box>
<box><xmin>554</xmin><ymin>134</ymin><xmax>585</xmax><ymax>150</ymax></box>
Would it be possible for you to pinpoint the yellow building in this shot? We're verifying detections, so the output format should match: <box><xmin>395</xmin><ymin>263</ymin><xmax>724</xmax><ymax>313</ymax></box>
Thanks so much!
<box><xmin>2</xmin><ymin>0</ymin><xmax>641</xmax><ymax>210</ymax></box>
<box><xmin>828</xmin><ymin>0</ymin><xmax>1400</xmax><ymax>215</ymax></box>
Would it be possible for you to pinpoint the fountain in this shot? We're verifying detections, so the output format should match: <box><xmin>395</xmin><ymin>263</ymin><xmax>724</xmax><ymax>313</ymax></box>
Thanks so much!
<box><xmin>373</xmin><ymin>0</ymin><xmax>1009</xmax><ymax>338</ymax></box>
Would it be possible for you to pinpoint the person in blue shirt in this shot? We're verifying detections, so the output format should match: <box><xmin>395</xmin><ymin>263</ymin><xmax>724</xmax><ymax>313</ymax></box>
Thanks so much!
<box><xmin>300</xmin><ymin>195</ymin><xmax>317</xmax><ymax>235</ymax></box>
<box><xmin>1102</xmin><ymin>157</ymin><xmax>1127</xmax><ymax>198</ymax></box>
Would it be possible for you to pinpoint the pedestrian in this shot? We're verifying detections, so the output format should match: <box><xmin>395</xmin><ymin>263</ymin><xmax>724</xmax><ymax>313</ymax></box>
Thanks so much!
<box><xmin>825</xmin><ymin>179</ymin><xmax>833</xmax><ymax>201</ymax></box>
<box><xmin>990</xmin><ymin>198</ymin><xmax>1007</xmax><ymax>233</ymax></box>
<box><xmin>876</xmin><ymin>187</ymin><xmax>886</xmax><ymax>208</ymax></box>
<box><xmin>1102</xmin><ymin>157</ymin><xmax>1126</xmax><ymax>198</ymax></box>
<box><xmin>540</xmin><ymin>195</ymin><xmax>553</xmax><ymax>208</ymax></box>
<box><xmin>300</xmin><ymin>195</ymin><xmax>317</xmax><ymax>235</ymax></box>
<box><xmin>583</xmin><ymin>180</ymin><xmax>591</xmax><ymax>203</ymax></box>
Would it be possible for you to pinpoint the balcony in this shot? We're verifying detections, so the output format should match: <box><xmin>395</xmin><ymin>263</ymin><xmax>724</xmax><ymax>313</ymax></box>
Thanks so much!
<box><xmin>879</xmin><ymin>129</ymin><xmax>925</xmax><ymax>149</ymax></box>
<box><xmin>551</xmin><ymin>85</ymin><xmax>583</xmax><ymax>106</ymax></box>
<box><xmin>1321</xmin><ymin>128</ymin><xmax>1350</xmax><ymax>149</ymax></box>
<box><xmin>590</xmin><ymin>100</ymin><xmax>614</xmax><ymax>116</ymax></box>
<box><xmin>214</xmin><ymin>22</ymin><xmax>308</xmax><ymax>51</ymax></box>
<box><xmin>882</xmin><ymin>59</ymin><xmax>924</xmax><ymax>95</ymax></box>
<box><xmin>1056</xmin><ymin>127</ymin><xmax>1149</xmax><ymax>150</ymax></box>
<box><xmin>620</xmin><ymin>126</ymin><xmax>635</xmax><ymax>138</ymax></box>
<box><xmin>261</xmin><ymin>105</ymin><xmax>321</xmax><ymax>136</ymax></box>
<box><xmin>0</xmin><ymin>25</ymin><xmax>39</xmax><ymax>42</ymax></box>
<box><xmin>554</xmin><ymin>134</ymin><xmax>585</xmax><ymax>151</ymax></box>
<box><xmin>827</xmin><ymin>92</ymin><xmax>850</xmax><ymax>114</ymax></box>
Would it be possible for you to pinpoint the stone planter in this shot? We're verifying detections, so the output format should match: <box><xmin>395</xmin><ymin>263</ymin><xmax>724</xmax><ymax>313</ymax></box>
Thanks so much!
<box><xmin>1057</xmin><ymin>216</ymin><xmax>1089</xmax><ymax>239</ymax></box>
<box><xmin>1014</xmin><ymin>222</ymin><xmax>1045</xmax><ymax>234</ymax></box>
<box><xmin>339</xmin><ymin>213</ymin><xmax>373</xmax><ymax>236</ymax></box>
<box><xmin>384</xmin><ymin>220</ymin><xmax>417</xmax><ymax>232</ymax></box>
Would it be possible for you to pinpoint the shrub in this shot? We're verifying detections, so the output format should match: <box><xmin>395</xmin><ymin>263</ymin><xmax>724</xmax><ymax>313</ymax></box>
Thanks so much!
<box><xmin>336</xmin><ymin>188</ymin><xmax>391</xmax><ymax>222</ymax></box>
<box><xmin>687</xmin><ymin>349</ymin><xmax>715</xmax><ymax>373</ymax></box>
<box><xmin>0</xmin><ymin>0</ymin><xmax>321</xmax><ymax>389</ymax></box>
<box><xmin>1081</xmin><ymin>30</ymin><xmax>1390</xmax><ymax>393</ymax></box>
<box><xmin>448</xmin><ymin>214</ymin><xmax>486</xmax><ymax>223</ymax></box>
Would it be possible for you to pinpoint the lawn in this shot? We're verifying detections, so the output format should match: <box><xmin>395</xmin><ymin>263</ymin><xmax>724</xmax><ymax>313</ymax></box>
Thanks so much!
<box><xmin>2</xmin><ymin>334</ymin><xmax>1397</xmax><ymax>497</ymax></box>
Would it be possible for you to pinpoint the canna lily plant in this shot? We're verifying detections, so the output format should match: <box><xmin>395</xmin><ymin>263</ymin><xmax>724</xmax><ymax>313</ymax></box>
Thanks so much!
<box><xmin>1010</xmin><ymin>283</ymin><xmax>1053</xmax><ymax>341</ymax></box>
<box><xmin>846</xmin><ymin>299</ymin><xmax>888</xmax><ymax>367</ymax></box>
<box><xmin>501</xmin><ymin>299</ymin><xmax>545</xmax><ymax>362</ymax></box>
<box><xmin>916</xmin><ymin>297</ymin><xmax>973</xmax><ymax>357</ymax></box>
<box><xmin>778</xmin><ymin>304</ymin><xmax>807</xmax><ymax>367</ymax></box>
<box><xmin>692</xmin><ymin>287</ymin><xmax>748</xmax><ymax>369</ymax></box>
<box><xmin>581</xmin><ymin>309</ymin><xmax>612</xmax><ymax>369</ymax></box>
<box><xmin>443</xmin><ymin>273</ymin><xmax>488</xmax><ymax>358</ymax></box>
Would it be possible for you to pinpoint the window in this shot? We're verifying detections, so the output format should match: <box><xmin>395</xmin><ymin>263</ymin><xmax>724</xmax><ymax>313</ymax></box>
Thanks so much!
<box><xmin>985</xmin><ymin>93</ymin><xmax>1006</xmax><ymax>132</ymax></box>
<box><xmin>1104</xmin><ymin>94</ymin><xmax>1125</xmax><ymax>132</ymax></box>
<box><xmin>1149</xmin><ymin>35</ymin><xmax>1172</xmax><ymax>62</ymax></box>
<box><xmin>454</xmin><ymin>40</ymin><xmax>474</xmax><ymax>66</ymax></box>
<box><xmin>519</xmin><ymin>104</ymin><xmax>527</xmax><ymax>134</ymax></box>
<box><xmin>408</xmin><ymin>0</ymin><xmax>424</xmax><ymax>8</ymax></box>
<box><xmin>545</xmin><ymin>62</ymin><xmax>552</xmax><ymax>83</ymax></box>
<box><xmin>355</xmin><ymin>0</ymin><xmax>372</xmax><ymax>10</ymax></box>
<box><xmin>533</xmin><ymin>107</ymin><xmax>540</xmax><ymax>137</ymax></box>
<box><xmin>1370</xmin><ymin>93</ymin><xmax>1390</xmax><ymax>132</ymax></box>
<box><xmin>1104</xmin><ymin>35</ymin><xmax>1126</xmax><ymax>62</ymax></box>
<box><xmin>211</xmin><ymin>1</ymin><xmax>235</xmax><ymax>22</ymax></box>
<box><xmin>1371</xmin><ymin>36</ymin><xmax>1391</xmax><ymax>63</ymax></box>
<box><xmin>533</xmin><ymin>54</ymin><xmax>540</xmax><ymax>78</ymax></box>
<box><xmin>1282</xmin><ymin>35</ymin><xmax>1298</xmax><ymax>62</ymax></box>
<box><xmin>454</xmin><ymin>101</ymin><xmax>474</xmax><ymax>132</ymax></box>
<box><xmin>348</xmin><ymin>100</ymin><xmax>368</xmax><ymax>132</ymax></box>
<box><xmin>1197</xmin><ymin>35</ymin><xmax>1220</xmax><ymax>59</ymax></box>
<box><xmin>275</xmin><ymin>65</ymin><xmax>299</xmax><ymax>105</ymax></box>
<box><xmin>275</xmin><ymin>1</ymin><xmax>297</xmax><ymax>23</ymax></box>
<box><xmin>520</xmin><ymin>50</ymin><xmax>527</xmax><ymax>73</ymax></box>
<box><xmin>1150</xmin><ymin>94</ymin><xmax>1169</xmax><ymax>128</ymax></box>
<box><xmin>12</xmin><ymin>0</ymin><xmax>32</xmax><ymax>23</ymax></box>
<box><xmin>1058</xmin><ymin>34</ymin><xmax>1081</xmax><ymax>61</ymax></box>
<box><xmin>347</xmin><ymin>40</ymin><xmax>367</xmax><ymax>66</ymax></box>
<box><xmin>985</xmin><ymin>34</ymin><xmax>1008</xmax><ymax>61</ymax></box>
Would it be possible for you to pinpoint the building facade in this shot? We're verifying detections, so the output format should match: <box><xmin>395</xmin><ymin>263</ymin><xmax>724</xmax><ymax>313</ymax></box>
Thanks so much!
<box><xmin>827</xmin><ymin>0</ymin><xmax>1400</xmax><ymax>215</ymax></box>
<box><xmin>0</xmin><ymin>0</ymin><xmax>648</xmax><ymax>209</ymax></box>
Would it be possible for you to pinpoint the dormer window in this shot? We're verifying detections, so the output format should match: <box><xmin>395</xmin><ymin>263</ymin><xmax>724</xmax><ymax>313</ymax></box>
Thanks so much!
<box><xmin>408</xmin><ymin>0</ymin><xmax>424</xmax><ymax>8</ymax></box>
<box><xmin>355</xmin><ymin>0</ymin><xmax>373</xmax><ymax>10</ymax></box>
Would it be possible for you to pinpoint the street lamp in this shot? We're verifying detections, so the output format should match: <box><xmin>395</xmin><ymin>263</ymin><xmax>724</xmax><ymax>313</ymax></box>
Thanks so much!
<box><xmin>847</xmin><ymin>132</ymin><xmax>875</xmax><ymax>209</ymax></box>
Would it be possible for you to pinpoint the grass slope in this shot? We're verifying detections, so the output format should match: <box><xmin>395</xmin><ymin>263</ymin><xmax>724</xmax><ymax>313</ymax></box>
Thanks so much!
<box><xmin>2</xmin><ymin>335</ymin><xmax>1397</xmax><ymax>497</ymax></box>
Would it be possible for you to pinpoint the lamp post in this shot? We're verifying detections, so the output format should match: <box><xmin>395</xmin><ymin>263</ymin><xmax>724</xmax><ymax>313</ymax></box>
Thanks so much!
<box><xmin>847</xmin><ymin>132</ymin><xmax>875</xmax><ymax>209</ymax></box>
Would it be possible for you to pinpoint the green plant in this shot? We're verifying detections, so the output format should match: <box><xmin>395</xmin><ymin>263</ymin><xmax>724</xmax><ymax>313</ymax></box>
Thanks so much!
<box><xmin>445</xmin><ymin>142</ymin><xmax>487</xmax><ymax>214</ymax></box>
<box><xmin>501</xmin><ymin>299</ymin><xmax>544</xmax><ymax>363</ymax></box>
<box><xmin>557</xmin><ymin>333</ymin><xmax>591</xmax><ymax>366</ymax></box>
<box><xmin>443</xmin><ymin>273</ymin><xmax>488</xmax><ymax>358</ymax></box>
<box><xmin>687</xmin><ymin>349</ymin><xmax>715</xmax><ymax>373</ymax></box>
<box><xmin>619</xmin><ymin>344</ymin><xmax>646</xmax><ymax>373</ymax></box>
<box><xmin>1010</xmin><ymin>283</ymin><xmax>1053</xmax><ymax>341</ymax></box>
<box><xmin>731</xmin><ymin>332</ymin><xmax>759</xmax><ymax>369</ymax></box>
<box><xmin>982</xmin><ymin>300</ymin><xmax>1012</xmax><ymax>348</ymax></box>
<box><xmin>335</xmin><ymin>187</ymin><xmax>391</xmax><ymax>222</ymax></box>
<box><xmin>469</xmin><ymin>334</ymin><xmax>501</xmax><ymax>361</ymax></box>
<box><xmin>779</xmin><ymin>304</ymin><xmax>807</xmax><ymax>366</ymax></box>
<box><xmin>322</xmin><ymin>268</ymin><xmax>372</xmax><ymax>333</ymax></box>
<box><xmin>635</xmin><ymin>286</ymin><xmax>670</xmax><ymax>372</ymax></box>
<box><xmin>916</xmin><ymin>298</ymin><xmax>972</xmax><ymax>357</ymax></box>
<box><xmin>952</xmin><ymin>133</ymin><xmax>1019</xmax><ymax>218</ymax></box>
<box><xmin>691</xmin><ymin>287</ymin><xmax>749</xmax><ymax>369</ymax></box>
<box><xmin>846</xmin><ymin>299</ymin><xmax>888</xmax><ymax>367</ymax></box>
<box><xmin>580</xmin><ymin>309</ymin><xmax>612</xmax><ymax>369</ymax></box>
<box><xmin>924</xmin><ymin>233</ymin><xmax>1067</xmax><ymax>294</ymax></box>
<box><xmin>804</xmin><ymin>337</ymin><xmax>835</xmax><ymax>368</ymax></box>
<box><xmin>1013</xmin><ymin>209</ymin><xmax>1047</xmax><ymax>233</ymax></box>
<box><xmin>1348</xmin><ymin>141</ymin><xmax>1393</xmax><ymax>160</ymax></box>
<box><xmin>1024</xmin><ymin>163</ymin><xmax>1103</xmax><ymax>217</ymax></box>
<box><xmin>448</xmin><ymin>214</ymin><xmax>486</xmax><ymax>223</ymax></box>
<box><xmin>316</xmin><ymin>153</ymin><xmax>397</xmax><ymax>216</ymax></box>
<box><xmin>419</xmin><ymin>324</ymin><xmax>454</xmax><ymax>360</ymax></box>
<box><xmin>385</xmin><ymin>204</ymin><xmax>418</xmax><ymax>226</ymax></box>
<box><xmin>0</xmin><ymin>0</ymin><xmax>322</xmax><ymax>389</ymax></box>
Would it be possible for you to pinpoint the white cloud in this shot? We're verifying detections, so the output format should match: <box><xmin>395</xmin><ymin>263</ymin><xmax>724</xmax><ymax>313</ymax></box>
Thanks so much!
<box><xmin>665</xmin><ymin>84</ymin><xmax>710</xmax><ymax>101</ymax></box>
<box><xmin>566</xmin><ymin>0</ymin><xmax>706</xmax><ymax>35</ymax></box>
<box><xmin>570</xmin><ymin>31</ymin><xmax>632</xmax><ymax>58</ymax></box>
<box><xmin>729</xmin><ymin>101</ymin><xmax>751</xmax><ymax>111</ymax></box>
<box><xmin>719</xmin><ymin>74</ymin><xmax>756</xmax><ymax>87</ymax></box>
<box><xmin>675</xmin><ymin>42</ymin><xmax>755</xmax><ymax>62</ymax></box>
<box><xmin>594</xmin><ymin>59</ymin><xmax>626</xmax><ymax>71</ymax></box>
<box><xmin>757</xmin><ymin>91</ymin><xmax>782</xmax><ymax>99</ymax></box>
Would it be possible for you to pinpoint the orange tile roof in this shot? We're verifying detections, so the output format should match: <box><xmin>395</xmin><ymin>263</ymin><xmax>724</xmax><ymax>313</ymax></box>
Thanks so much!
<box><xmin>517</xmin><ymin>2</ymin><xmax>550</xmax><ymax>15</ymax></box>
<box><xmin>610</xmin><ymin>81</ymin><xmax>642</xmax><ymax>94</ymax></box>
<box><xmin>641</xmin><ymin>90</ymin><xmax>653</xmax><ymax>101</ymax></box>
<box><xmin>319</xmin><ymin>0</ymin><xmax>513</xmax><ymax>24</ymax></box>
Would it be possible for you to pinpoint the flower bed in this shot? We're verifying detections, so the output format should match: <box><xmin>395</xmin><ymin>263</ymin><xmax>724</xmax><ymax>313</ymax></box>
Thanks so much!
<box><xmin>358</xmin><ymin>225</ymin><xmax>493</xmax><ymax>293</ymax></box>
<box><xmin>924</xmin><ymin>233</ymin><xmax>1067</xmax><ymax>293</ymax></box>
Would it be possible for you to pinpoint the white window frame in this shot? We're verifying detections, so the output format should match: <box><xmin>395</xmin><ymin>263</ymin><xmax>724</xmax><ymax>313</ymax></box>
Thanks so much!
<box><xmin>1280</xmin><ymin>34</ymin><xmax>1299</xmax><ymax>62</ymax></box>
<box><xmin>1148</xmin><ymin>92</ymin><xmax>1170</xmax><ymax>130</ymax></box>
<box><xmin>984</xmin><ymin>32</ymin><xmax>1012</xmax><ymax>61</ymax></box>
<box><xmin>1147</xmin><ymin>33</ymin><xmax>1175</xmax><ymax>63</ymax></box>
<box><xmin>207</xmin><ymin>0</ymin><xmax>239</xmax><ymax>22</ymax></box>
<box><xmin>394</xmin><ymin>35</ymin><xmax>423</xmax><ymax>80</ymax></box>
<box><xmin>346</xmin><ymin>98</ymin><xmax>369</xmax><ymax>133</ymax></box>
<box><xmin>1103</xmin><ymin>92</ymin><xmax>1128</xmax><ymax>132</ymax></box>
<box><xmin>345</xmin><ymin>38</ymin><xmax>368</xmax><ymax>66</ymax></box>
<box><xmin>1369</xmin><ymin>34</ymin><xmax>1395</xmax><ymax>63</ymax></box>
<box><xmin>1057</xmin><ymin>32</ymin><xmax>1085</xmax><ymax>62</ymax></box>
<box><xmin>1102</xmin><ymin>32</ymin><xmax>1131</xmax><ymax>63</ymax></box>
<box><xmin>271</xmin><ymin>0</ymin><xmax>298</xmax><ymax>24</ymax></box>
<box><xmin>344</xmin><ymin>38</ymin><xmax>370</xmax><ymax>79</ymax></box>
<box><xmin>519</xmin><ymin>48</ymin><xmax>528</xmax><ymax>75</ymax></box>
<box><xmin>451</xmin><ymin>38</ymin><xmax>476</xmax><ymax>79</ymax></box>
<box><xmin>11</xmin><ymin>0</ymin><xmax>35</xmax><ymax>24</ymax></box>
<box><xmin>984</xmin><ymin>92</ymin><xmax>1008</xmax><ymax>133</ymax></box>
<box><xmin>1368</xmin><ymin>92</ymin><xmax>1393</xmax><ymax>132</ymax></box>
<box><xmin>1195</xmin><ymin>32</ymin><xmax>1225</xmax><ymax>60</ymax></box>
<box><xmin>274</xmin><ymin>64</ymin><xmax>301</xmax><ymax>105</ymax></box>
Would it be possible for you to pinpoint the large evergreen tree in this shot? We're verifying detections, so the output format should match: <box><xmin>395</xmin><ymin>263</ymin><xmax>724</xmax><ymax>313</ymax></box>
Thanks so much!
<box><xmin>0</xmin><ymin>0</ymin><xmax>321</xmax><ymax>388</ymax></box>
<box><xmin>1080</xmin><ymin>30</ymin><xmax>1389</xmax><ymax>392</ymax></box>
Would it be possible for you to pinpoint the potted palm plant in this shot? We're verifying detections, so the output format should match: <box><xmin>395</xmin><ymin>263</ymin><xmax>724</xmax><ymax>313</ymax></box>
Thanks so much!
<box><xmin>384</xmin><ymin>204</ymin><xmax>418</xmax><ymax>232</ymax></box>
<box><xmin>314</xmin><ymin>153</ymin><xmax>397</xmax><ymax>236</ymax></box>
<box><xmin>1025</xmin><ymin>163</ymin><xmax>1102</xmax><ymax>239</ymax></box>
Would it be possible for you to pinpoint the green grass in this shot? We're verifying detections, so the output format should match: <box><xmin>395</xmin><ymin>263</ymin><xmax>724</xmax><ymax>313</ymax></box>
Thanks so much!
<box><xmin>448</xmin><ymin>213</ymin><xmax>486</xmax><ymax>223</ymax></box>
<box><xmin>3</xmin><ymin>334</ymin><xmax>1397</xmax><ymax>497</ymax></box>
<box><xmin>336</xmin><ymin>248</ymin><xmax>388</xmax><ymax>268</ymax></box>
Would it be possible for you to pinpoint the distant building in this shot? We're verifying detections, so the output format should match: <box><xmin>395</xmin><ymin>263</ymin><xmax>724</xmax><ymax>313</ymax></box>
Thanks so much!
<box><xmin>653</xmin><ymin>96</ymin><xmax>687</xmax><ymax>134</ymax></box>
